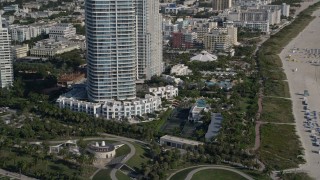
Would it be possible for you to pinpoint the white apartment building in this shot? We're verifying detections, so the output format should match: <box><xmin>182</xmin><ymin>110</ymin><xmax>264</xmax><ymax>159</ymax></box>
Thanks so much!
<box><xmin>170</xmin><ymin>64</ymin><xmax>192</xmax><ymax>76</ymax></box>
<box><xmin>281</xmin><ymin>3</ymin><xmax>290</xmax><ymax>17</ymax></box>
<box><xmin>259</xmin><ymin>3</ymin><xmax>290</xmax><ymax>17</ymax></box>
<box><xmin>224</xmin><ymin>20</ymin><xmax>270</xmax><ymax>33</ymax></box>
<box><xmin>228</xmin><ymin>9</ymin><xmax>280</xmax><ymax>25</ymax></box>
<box><xmin>57</xmin><ymin>94</ymin><xmax>162</xmax><ymax>119</ymax></box>
<box><xmin>204</xmin><ymin>26</ymin><xmax>238</xmax><ymax>52</ymax></box>
<box><xmin>149</xmin><ymin>85</ymin><xmax>178</xmax><ymax>99</ymax></box>
<box><xmin>3</xmin><ymin>4</ymin><xmax>18</xmax><ymax>13</ymax></box>
<box><xmin>0</xmin><ymin>16</ymin><xmax>13</xmax><ymax>88</ymax></box>
<box><xmin>212</xmin><ymin>0</ymin><xmax>232</xmax><ymax>11</ymax></box>
<box><xmin>49</xmin><ymin>23</ymin><xmax>76</xmax><ymax>40</ymax></box>
<box><xmin>10</xmin><ymin>23</ymin><xmax>55</xmax><ymax>42</ymax></box>
<box><xmin>68</xmin><ymin>35</ymin><xmax>86</xmax><ymax>50</ymax></box>
<box><xmin>11</xmin><ymin>44</ymin><xmax>29</xmax><ymax>59</ymax></box>
<box><xmin>30</xmin><ymin>39</ymin><xmax>80</xmax><ymax>57</ymax></box>
<box><xmin>162</xmin><ymin>75</ymin><xmax>184</xmax><ymax>86</ymax></box>
<box><xmin>136</xmin><ymin>0</ymin><xmax>164</xmax><ymax>80</ymax></box>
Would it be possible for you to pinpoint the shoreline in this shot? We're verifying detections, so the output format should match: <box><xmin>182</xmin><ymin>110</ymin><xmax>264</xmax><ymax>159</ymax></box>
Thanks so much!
<box><xmin>279</xmin><ymin>4</ymin><xmax>320</xmax><ymax>178</ymax></box>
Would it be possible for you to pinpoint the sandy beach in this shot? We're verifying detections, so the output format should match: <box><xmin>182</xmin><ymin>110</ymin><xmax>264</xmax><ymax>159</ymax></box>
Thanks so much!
<box><xmin>279</xmin><ymin>4</ymin><xmax>320</xmax><ymax>178</ymax></box>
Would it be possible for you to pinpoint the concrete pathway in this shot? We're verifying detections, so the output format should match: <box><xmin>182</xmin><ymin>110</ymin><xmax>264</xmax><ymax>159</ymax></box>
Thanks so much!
<box><xmin>110</xmin><ymin>141</ymin><xmax>136</xmax><ymax>180</ymax></box>
<box><xmin>0</xmin><ymin>168</ymin><xmax>37</xmax><ymax>180</ymax></box>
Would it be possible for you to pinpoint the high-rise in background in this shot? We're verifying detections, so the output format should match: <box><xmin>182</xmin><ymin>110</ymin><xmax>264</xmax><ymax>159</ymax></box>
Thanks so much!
<box><xmin>212</xmin><ymin>0</ymin><xmax>232</xmax><ymax>11</ymax></box>
<box><xmin>0</xmin><ymin>15</ymin><xmax>13</xmax><ymax>88</ymax></box>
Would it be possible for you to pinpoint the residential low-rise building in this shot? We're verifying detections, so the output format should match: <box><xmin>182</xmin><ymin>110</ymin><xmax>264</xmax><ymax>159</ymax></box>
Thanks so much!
<box><xmin>30</xmin><ymin>39</ymin><xmax>80</xmax><ymax>57</ymax></box>
<box><xmin>170</xmin><ymin>64</ymin><xmax>192</xmax><ymax>76</ymax></box>
<box><xmin>56</xmin><ymin>86</ymin><xmax>162</xmax><ymax>120</ymax></box>
<box><xmin>3</xmin><ymin>4</ymin><xmax>18</xmax><ymax>13</ymax></box>
<box><xmin>188</xmin><ymin>99</ymin><xmax>209</xmax><ymax>121</ymax></box>
<box><xmin>224</xmin><ymin>20</ymin><xmax>270</xmax><ymax>33</ymax></box>
<box><xmin>49</xmin><ymin>23</ymin><xmax>76</xmax><ymax>40</ymax></box>
<box><xmin>11</xmin><ymin>44</ymin><xmax>29</xmax><ymax>59</ymax></box>
<box><xmin>149</xmin><ymin>85</ymin><xmax>178</xmax><ymax>99</ymax></box>
<box><xmin>162</xmin><ymin>75</ymin><xmax>184</xmax><ymax>86</ymax></box>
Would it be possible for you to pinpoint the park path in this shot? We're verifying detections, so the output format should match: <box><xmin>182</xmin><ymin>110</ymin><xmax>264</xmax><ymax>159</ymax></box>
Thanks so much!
<box><xmin>28</xmin><ymin>133</ymin><xmax>141</xmax><ymax>180</ymax></box>
<box><xmin>110</xmin><ymin>141</ymin><xmax>136</xmax><ymax>180</ymax></box>
<box><xmin>253</xmin><ymin>86</ymin><xmax>265</xmax><ymax>152</ymax></box>
<box><xmin>0</xmin><ymin>168</ymin><xmax>37</xmax><ymax>180</ymax></box>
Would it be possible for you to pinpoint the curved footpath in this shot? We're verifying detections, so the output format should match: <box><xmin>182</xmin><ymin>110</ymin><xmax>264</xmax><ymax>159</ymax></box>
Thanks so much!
<box><xmin>167</xmin><ymin>165</ymin><xmax>253</xmax><ymax>180</ymax></box>
<box><xmin>110</xmin><ymin>141</ymin><xmax>136</xmax><ymax>180</ymax></box>
<box><xmin>28</xmin><ymin>133</ymin><xmax>140</xmax><ymax>180</ymax></box>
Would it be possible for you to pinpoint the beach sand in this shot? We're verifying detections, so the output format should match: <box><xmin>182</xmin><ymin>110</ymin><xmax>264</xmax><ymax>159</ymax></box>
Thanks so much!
<box><xmin>279</xmin><ymin>4</ymin><xmax>320</xmax><ymax>178</ymax></box>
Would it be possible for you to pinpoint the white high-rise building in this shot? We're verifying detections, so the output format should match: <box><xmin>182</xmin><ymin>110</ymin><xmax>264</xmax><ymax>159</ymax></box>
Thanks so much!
<box><xmin>85</xmin><ymin>0</ymin><xmax>137</xmax><ymax>102</ymax></box>
<box><xmin>57</xmin><ymin>0</ymin><xmax>164</xmax><ymax>120</ymax></box>
<box><xmin>0</xmin><ymin>15</ymin><xmax>13</xmax><ymax>88</ymax></box>
<box><xmin>136</xmin><ymin>0</ymin><xmax>163</xmax><ymax>80</ymax></box>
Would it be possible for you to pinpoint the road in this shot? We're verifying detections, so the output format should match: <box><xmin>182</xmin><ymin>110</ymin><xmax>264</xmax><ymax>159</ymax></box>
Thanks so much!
<box><xmin>167</xmin><ymin>165</ymin><xmax>254</xmax><ymax>180</ymax></box>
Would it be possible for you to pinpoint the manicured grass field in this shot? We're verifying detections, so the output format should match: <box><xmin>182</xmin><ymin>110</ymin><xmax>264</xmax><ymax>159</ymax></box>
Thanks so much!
<box><xmin>115</xmin><ymin>171</ymin><xmax>131</xmax><ymax>180</ymax></box>
<box><xmin>190</xmin><ymin>169</ymin><xmax>247</xmax><ymax>180</ymax></box>
<box><xmin>126</xmin><ymin>143</ymin><xmax>149</xmax><ymax>171</ymax></box>
<box><xmin>281</xmin><ymin>172</ymin><xmax>313</xmax><ymax>180</ymax></box>
<box><xmin>259</xmin><ymin>124</ymin><xmax>305</xmax><ymax>170</ymax></box>
<box><xmin>169</xmin><ymin>167</ymin><xmax>198</xmax><ymax>180</ymax></box>
<box><xmin>261</xmin><ymin>97</ymin><xmax>294</xmax><ymax>123</ymax></box>
<box><xmin>92</xmin><ymin>169</ymin><xmax>111</xmax><ymax>180</ymax></box>
<box><xmin>115</xmin><ymin>144</ymin><xmax>131</xmax><ymax>157</ymax></box>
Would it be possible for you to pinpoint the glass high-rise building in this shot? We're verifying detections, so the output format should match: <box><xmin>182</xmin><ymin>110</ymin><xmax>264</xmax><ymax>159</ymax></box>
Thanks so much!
<box><xmin>85</xmin><ymin>0</ymin><xmax>137</xmax><ymax>102</ymax></box>
<box><xmin>0</xmin><ymin>15</ymin><xmax>13</xmax><ymax>88</ymax></box>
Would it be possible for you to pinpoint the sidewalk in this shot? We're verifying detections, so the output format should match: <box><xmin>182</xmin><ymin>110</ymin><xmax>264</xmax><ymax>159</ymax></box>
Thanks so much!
<box><xmin>0</xmin><ymin>169</ymin><xmax>37</xmax><ymax>180</ymax></box>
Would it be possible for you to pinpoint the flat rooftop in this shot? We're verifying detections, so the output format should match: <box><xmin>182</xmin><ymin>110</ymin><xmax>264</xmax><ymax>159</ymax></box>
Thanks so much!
<box><xmin>205</xmin><ymin>113</ymin><xmax>223</xmax><ymax>140</ymax></box>
<box><xmin>63</xmin><ymin>84</ymin><xmax>87</xmax><ymax>100</ymax></box>
<box><xmin>160</xmin><ymin>135</ymin><xmax>204</xmax><ymax>146</ymax></box>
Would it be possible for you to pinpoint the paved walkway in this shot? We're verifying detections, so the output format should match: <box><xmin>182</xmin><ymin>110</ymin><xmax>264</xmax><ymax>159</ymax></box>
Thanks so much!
<box><xmin>0</xmin><ymin>168</ymin><xmax>37</xmax><ymax>180</ymax></box>
<box><xmin>167</xmin><ymin>165</ymin><xmax>253</xmax><ymax>180</ymax></box>
<box><xmin>110</xmin><ymin>141</ymin><xmax>136</xmax><ymax>180</ymax></box>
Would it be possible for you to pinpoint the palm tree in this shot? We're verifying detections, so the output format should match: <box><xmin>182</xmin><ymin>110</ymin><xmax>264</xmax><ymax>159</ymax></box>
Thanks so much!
<box><xmin>87</xmin><ymin>153</ymin><xmax>96</xmax><ymax>164</ymax></box>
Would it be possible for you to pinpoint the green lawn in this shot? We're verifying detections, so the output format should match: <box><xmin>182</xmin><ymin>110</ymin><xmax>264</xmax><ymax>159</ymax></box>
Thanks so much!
<box><xmin>261</xmin><ymin>97</ymin><xmax>294</xmax><ymax>123</ymax></box>
<box><xmin>115</xmin><ymin>170</ymin><xmax>131</xmax><ymax>180</ymax></box>
<box><xmin>169</xmin><ymin>167</ymin><xmax>198</xmax><ymax>180</ymax></box>
<box><xmin>281</xmin><ymin>172</ymin><xmax>313</xmax><ymax>180</ymax></box>
<box><xmin>191</xmin><ymin>169</ymin><xmax>247</xmax><ymax>180</ymax></box>
<box><xmin>92</xmin><ymin>169</ymin><xmax>111</xmax><ymax>180</ymax></box>
<box><xmin>259</xmin><ymin>124</ymin><xmax>305</xmax><ymax>170</ymax></box>
<box><xmin>0</xmin><ymin>149</ymin><xmax>97</xmax><ymax>179</ymax></box>
<box><xmin>126</xmin><ymin>143</ymin><xmax>150</xmax><ymax>171</ymax></box>
<box><xmin>115</xmin><ymin>144</ymin><xmax>131</xmax><ymax>157</ymax></box>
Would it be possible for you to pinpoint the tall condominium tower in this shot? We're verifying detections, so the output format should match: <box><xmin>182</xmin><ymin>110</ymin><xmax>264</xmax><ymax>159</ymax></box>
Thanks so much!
<box><xmin>85</xmin><ymin>0</ymin><xmax>137</xmax><ymax>102</ymax></box>
<box><xmin>212</xmin><ymin>0</ymin><xmax>232</xmax><ymax>11</ymax></box>
<box><xmin>136</xmin><ymin>0</ymin><xmax>163</xmax><ymax>80</ymax></box>
<box><xmin>0</xmin><ymin>15</ymin><xmax>13</xmax><ymax>88</ymax></box>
